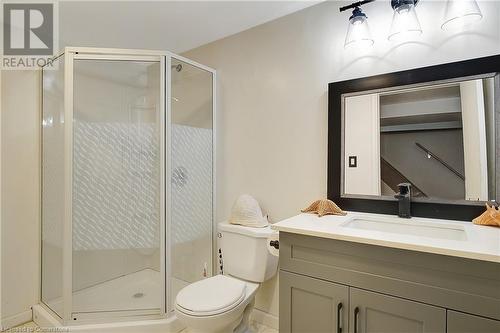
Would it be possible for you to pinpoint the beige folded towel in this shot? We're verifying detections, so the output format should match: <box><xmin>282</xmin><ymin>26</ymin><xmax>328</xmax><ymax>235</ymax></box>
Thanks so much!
<box><xmin>229</xmin><ymin>194</ymin><xmax>269</xmax><ymax>227</ymax></box>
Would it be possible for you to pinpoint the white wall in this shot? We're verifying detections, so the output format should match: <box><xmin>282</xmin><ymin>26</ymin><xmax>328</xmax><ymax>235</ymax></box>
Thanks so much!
<box><xmin>183</xmin><ymin>0</ymin><xmax>500</xmax><ymax>318</ymax></box>
<box><xmin>1</xmin><ymin>70</ymin><xmax>40</xmax><ymax>324</ymax></box>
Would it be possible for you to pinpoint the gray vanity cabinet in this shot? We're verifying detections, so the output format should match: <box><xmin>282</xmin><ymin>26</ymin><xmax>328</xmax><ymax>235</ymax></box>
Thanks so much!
<box><xmin>349</xmin><ymin>287</ymin><xmax>446</xmax><ymax>333</ymax></box>
<box><xmin>280</xmin><ymin>270</ymin><xmax>446</xmax><ymax>333</ymax></box>
<box><xmin>280</xmin><ymin>270</ymin><xmax>348</xmax><ymax>333</ymax></box>
<box><xmin>279</xmin><ymin>232</ymin><xmax>500</xmax><ymax>333</ymax></box>
<box><xmin>447</xmin><ymin>311</ymin><xmax>500</xmax><ymax>333</ymax></box>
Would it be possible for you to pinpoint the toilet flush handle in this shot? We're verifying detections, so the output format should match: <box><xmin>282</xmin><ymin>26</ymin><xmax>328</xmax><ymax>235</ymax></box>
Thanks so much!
<box><xmin>269</xmin><ymin>240</ymin><xmax>279</xmax><ymax>249</ymax></box>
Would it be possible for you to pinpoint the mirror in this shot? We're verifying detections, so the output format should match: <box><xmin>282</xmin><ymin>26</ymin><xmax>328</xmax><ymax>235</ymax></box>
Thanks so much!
<box><xmin>342</xmin><ymin>75</ymin><xmax>498</xmax><ymax>203</ymax></box>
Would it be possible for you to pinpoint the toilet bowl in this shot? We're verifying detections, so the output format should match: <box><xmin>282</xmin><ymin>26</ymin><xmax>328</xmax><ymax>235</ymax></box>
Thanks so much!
<box><xmin>175</xmin><ymin>275</ymin><xmax>259</xmax><ymax>333</ymax></box>
<box><xmin>175</xmin><ymin>222</ymin><xmax>278</xmax><ymax>333</ymax></box>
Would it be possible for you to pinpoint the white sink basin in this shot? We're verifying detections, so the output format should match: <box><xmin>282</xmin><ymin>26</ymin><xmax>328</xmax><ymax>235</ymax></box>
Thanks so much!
<box><xmin>342</xmin><ymin>216</ymin><xmax>467</xmax><ymax>241</ymax></box>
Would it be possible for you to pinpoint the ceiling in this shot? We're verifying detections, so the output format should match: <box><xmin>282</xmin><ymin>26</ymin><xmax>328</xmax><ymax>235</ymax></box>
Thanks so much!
<box><xmin>59</xmin><ymin>1</ymin><xmax>321</xmax><ymax>54</ymax></box>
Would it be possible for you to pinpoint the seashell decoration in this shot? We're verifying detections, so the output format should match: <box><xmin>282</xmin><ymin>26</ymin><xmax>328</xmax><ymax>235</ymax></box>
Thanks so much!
<box><xmin>301</xmin><ymin>199</ymin><xmax>347</xmax><ymax>217</ymax></box>
<box><xmin>473</xmin><ymin>203</ymin><xmax>500</xmax><ymax>227</ymax></box>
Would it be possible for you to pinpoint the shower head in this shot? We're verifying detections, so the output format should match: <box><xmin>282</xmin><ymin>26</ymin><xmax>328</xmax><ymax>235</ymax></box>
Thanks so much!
<box><xmin>172</xmin><ymin>64</ymin><xmax>182</xmax><ymax>72</ymax></box>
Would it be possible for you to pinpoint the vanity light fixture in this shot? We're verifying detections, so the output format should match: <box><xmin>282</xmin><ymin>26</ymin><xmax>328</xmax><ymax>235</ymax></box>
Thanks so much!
<box><xmin>441</xmin><ymin>0</ymin><xmax>482</xmax><ymax>31</ymax></box>
<box><xmin>341</xmin><ymin>0</ymin><xmax>375</xmax><ymax>49</ymax></box>
<box><xmin>340</xmin><ymin>0</ymin><xmax>484</xmax><ymax>49</ymax></box>
<box><xmin>388</xmin><ymin>0</ymin><xmax>422</xmax><ymax>41</ymax></box>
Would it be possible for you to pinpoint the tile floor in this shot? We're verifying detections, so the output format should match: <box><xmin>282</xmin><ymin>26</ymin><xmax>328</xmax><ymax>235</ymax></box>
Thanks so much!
<box><xmin>179</xmin><ymin>321</ymin><xmax>278</xmax><ymax>333</ymax></box>
<box><xmin>248</xmin><ymin>321</ymin><xmax>278</xmax><ymax>333</ymax></box>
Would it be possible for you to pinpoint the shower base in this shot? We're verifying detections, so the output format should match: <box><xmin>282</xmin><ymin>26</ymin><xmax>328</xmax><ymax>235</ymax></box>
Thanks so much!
<box><xmin>33</xmin><ymin>304</ymin><xmax>184</xmax><ymax>333</ymax></box>
<box><xmin>47</xmin><ymin>269</ymin><xmax>162</xmax><ymax>314</ymax></box>
<box><xmin>34</xmin><ymin>269</ymin><xmax>189</xmax><ymax>332</ymax></box>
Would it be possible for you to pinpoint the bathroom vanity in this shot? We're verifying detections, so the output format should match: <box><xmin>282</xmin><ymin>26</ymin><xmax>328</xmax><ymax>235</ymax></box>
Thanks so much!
<box><xmin>273</xmin><ymin>212</ymin><xmax>500</xmax><ymax>333</ymax></box>
<box><xmin>276</xmin><ymin>55</ymin><xmax>500</xmax><ymax>332</ymax></box>
<box><xmin>272</xmin><ymin>55</ymin><xmax>500</xmax><ymax>332</ymax></box>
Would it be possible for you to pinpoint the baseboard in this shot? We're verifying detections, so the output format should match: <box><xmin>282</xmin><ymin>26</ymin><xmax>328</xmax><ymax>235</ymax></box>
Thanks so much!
<box><xmin>32</xmin><ymin>304</ymin><xmax>61</xmax><ymax>328</ymax></box>
<box><xmin>250</xmin><ymin>308</ymin><xmax>278</xmax><ymax>330</ymax></box>
<box><xmin>1</xmin><ymin>309</ymin><xmax>33</xmax><ymax>329</ymax></box>
<box><xmin>33</xmin><ymin>304</ymin><xmax>185</xmax><ymax>333</ymax></box>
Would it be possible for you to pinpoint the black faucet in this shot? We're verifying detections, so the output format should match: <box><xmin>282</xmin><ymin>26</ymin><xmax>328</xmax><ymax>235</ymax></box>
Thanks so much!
<box><xmin>394</xmin><ymin>183</ymin><xmax>411</xmax><ymax>218</ymax></box>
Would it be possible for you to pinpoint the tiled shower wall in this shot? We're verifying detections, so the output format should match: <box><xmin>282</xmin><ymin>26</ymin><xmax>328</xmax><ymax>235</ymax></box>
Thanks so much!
<box><xmin>73</xmin><ymin>121</ymin><xmax>160</xmax><ymax>251</ymax></box>
<box><xmin>71</xmin><ymin>122</ymin><xmax>212</xmax><ymax>255</ymax></box>
<box><xmin>171</xmin><ymin>124</ymin><xmax>213</xmax><ymax>283</ymax></box>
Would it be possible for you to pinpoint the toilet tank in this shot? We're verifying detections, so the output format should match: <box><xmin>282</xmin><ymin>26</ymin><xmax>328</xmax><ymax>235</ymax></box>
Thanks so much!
<box><xmin>218</xmin><ymin>222</ymin><xmax>278</xmax><ymax>283</ymax></box>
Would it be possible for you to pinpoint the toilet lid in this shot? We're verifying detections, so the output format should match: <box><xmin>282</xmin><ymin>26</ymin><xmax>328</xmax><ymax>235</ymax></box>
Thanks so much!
<box><xmin>176</xmin><ymin>275</ymin><xmax>246</xmax><ymax>315</ymax></box>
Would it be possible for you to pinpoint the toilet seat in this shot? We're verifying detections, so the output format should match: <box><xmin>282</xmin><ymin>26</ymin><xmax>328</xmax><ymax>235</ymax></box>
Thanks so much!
<box><xmin>175</xmin><ymin>275</ymin><xmax>246</xmax><ymax>317</ymax></box>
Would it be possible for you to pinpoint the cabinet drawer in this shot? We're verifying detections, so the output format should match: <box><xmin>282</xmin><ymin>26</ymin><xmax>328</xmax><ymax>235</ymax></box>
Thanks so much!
<box><xmin>447</xmin><ymin>311</ymin><xmax>500</xmax><ymax>333</ymax></box>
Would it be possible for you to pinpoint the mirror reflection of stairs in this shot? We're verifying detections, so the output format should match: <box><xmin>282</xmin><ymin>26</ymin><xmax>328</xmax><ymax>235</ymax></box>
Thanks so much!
<box><xmin>381</xmin><ymin>157</ymin><xmax>427</xmax><ymax>198</ymax></box>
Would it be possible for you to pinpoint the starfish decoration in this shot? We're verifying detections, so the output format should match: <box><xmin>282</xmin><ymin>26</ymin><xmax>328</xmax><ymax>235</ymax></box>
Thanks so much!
<box><xmin>301</xmin><ymin>199</ymin><xmax>347</xmax><ymax>217</ymax></box>
<box><xmin>473</xmin><ymin>203</ymin><xmax>500</xmax><ymax>227</ymax></box>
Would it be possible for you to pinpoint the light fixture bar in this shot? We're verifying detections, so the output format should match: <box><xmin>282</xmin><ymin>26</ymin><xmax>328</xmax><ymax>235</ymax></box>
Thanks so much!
<box><xmin>339</xmin><ymin>0</ymin><xmax>376</xmax><ymax>13</ymax></box>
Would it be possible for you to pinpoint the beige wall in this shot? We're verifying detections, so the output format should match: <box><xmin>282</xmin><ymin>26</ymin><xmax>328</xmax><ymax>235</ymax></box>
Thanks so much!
<box><xmin>183</xmin><ymin>0</ymin><xmax>500</xmax><ymax>317</ymax></box>
<box><xmin>1</xmin><ymin>70</ymin><xmax>40</xmax><ymax>321</ymax></box>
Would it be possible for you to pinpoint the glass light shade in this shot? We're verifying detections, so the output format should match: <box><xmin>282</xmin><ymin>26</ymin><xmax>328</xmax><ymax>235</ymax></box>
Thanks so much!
<box><xmin>344</xmin><ymin>12</ymin><xmax>374</xmax><ymax>49</ymax></box>
<box><xmin>388</xmin><ymin>3</ymin><xmax>422</xmax><ymax>41</ymax></box>
<box><xmin>441</xmin><ymin>0</ymin><xmax>482</xmax><ymax>30</ymax></box>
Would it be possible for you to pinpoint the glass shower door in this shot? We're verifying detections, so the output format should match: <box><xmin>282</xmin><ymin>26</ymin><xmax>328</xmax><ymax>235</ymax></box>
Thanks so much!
<box><xmin>170</xmin><ymin>58</ymin><xmax>214</xmax><ymax>309</ymax></box>
<box><xmin>71</xmin><ymin>57</ymin><xmax>164</xmax><ymax>318</ymax></box>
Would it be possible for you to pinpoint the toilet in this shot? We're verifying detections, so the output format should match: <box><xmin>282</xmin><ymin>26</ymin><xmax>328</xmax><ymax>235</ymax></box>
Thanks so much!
<box><xmin>175</xmin><ymin>222</ymin><xmax>278</xmax><ymax>333</ymax></box>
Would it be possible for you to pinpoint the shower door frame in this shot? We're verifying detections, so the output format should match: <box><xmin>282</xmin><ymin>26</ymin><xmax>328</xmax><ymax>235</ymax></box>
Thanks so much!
<box><xmin>39</xmin><ymin>47</ymin><xmax>217</xmax><ymax>326</ymax></box>
<box><xmin>41</xmin><ymin>47</ymin><xmax>167</xmax><ymax>325</ymax></box>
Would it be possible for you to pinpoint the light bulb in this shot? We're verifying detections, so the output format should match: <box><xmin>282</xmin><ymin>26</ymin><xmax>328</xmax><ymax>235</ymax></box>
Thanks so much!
<box><xmin>388</xmin><ymin>1</ymin><xmax>422</xmax><ymax>41</ymax></box>
<box><xmin>344</xmin><ymin>7</ymin><xmax>374</xmax><ymax>49</ymax></box>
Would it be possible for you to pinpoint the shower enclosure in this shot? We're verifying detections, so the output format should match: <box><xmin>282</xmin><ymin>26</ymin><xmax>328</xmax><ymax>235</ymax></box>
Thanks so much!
<box><xmin>40</xmin><ymin>47</ymin><xmax>215</xmax><ymax>325</ymax></box>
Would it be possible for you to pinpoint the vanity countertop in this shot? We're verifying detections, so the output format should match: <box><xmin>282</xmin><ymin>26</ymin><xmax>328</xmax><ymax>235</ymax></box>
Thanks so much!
<box><xmin>271</xmin><ymin>212</ymin><xmax>500</xmax><ymax>263</ymax></box>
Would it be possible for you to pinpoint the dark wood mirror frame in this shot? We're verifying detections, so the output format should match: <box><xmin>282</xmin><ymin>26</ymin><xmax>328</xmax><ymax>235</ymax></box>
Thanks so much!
<box><xmin>328</xmin><ymin>55</ymin><xmax>500</xmax><ymax>221</ymax></box>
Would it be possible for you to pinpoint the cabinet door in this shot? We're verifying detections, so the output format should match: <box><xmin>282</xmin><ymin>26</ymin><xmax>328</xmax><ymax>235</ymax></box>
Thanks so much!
<box><xmin>280</xmin><ymin>270</ymin><xmax>348</xmax><ymax>333</ymax></box>
<box><xmin>447</xmin><ymin>310</ymin><xmax>500</xmax><ymax>333</ymax></box>
<box><xmin>349</xmin><ymin>287</ymin><xmax>446</xmax><ymax>333</ymax></box>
